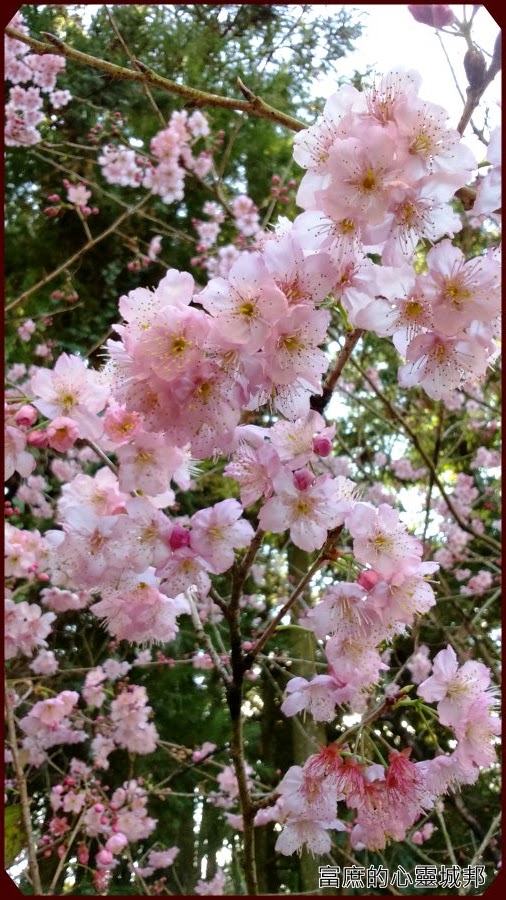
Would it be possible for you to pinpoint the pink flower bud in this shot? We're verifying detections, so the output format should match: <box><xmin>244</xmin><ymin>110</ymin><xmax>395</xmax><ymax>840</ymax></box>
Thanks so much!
<box><xmin>47</xmin><ymin>194</ymin><xmax>61</xmax><ymax>202</ymax></box>
<box><xmin>312</xmin><ymin>435</ymin><xmax>332</xmax><ymax>457</ymax></box>
<box><xmin>77</xmin><ymin>845</ymin><xmax>89</xmax><ymax>865</ymax></box>
<box><xmin>407</xmin><ymin>5</ymin><xmax>455</xmax><ymax>28</ymax></box>
<box><xmin>14</xmin><ymin>405</ymin><xmax>38</xmax><ymax>427</ymax></box>
<box><xmin>27</xmin><ymin>429</ymin><xmax>49</xmax><ymax>448</ymax></box>
<box><xmin>93</xmin><ymin>803</ymin><xmax>104</xmax><ymax>813</ymax></box>
<box><xmin>292</xmin><ymin>468</ymin><xmax>315</xmax><ymax>491</ymax></box>
<box><xmin>105</xmin><ymin>833</ymin><xmax>128</xmax><ymax>854</ymax></box>
<box><xmin>96</xmin><ymin>848</ymin><xmax>114</xmax><ymax>867</ymax></box>
<box><xmin>46</xmin><ymin>417</ymin><xmax>80</xmax><ymax>452</ymax></box>
<box><xmin>357</xmin><ymin>569</ymin><xmax>381</xmax><ymax>590</ymax></box>
<box><xmin>169</xmin><ymin>524</ymin><xmax>191</xmax><ymax>551</ymax></box>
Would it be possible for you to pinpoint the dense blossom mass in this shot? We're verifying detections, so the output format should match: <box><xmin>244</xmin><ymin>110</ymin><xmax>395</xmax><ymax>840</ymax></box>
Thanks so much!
<box><xmin>4</xmin><ymin>9</ymin><xmax>501</xmax><ymax>894</ymax></box>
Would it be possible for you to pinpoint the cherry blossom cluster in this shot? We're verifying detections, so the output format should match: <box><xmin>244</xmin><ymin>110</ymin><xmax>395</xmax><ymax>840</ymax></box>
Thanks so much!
<box><xmin>5</xmin><ymin>592</ymin><xmax>55</xmax><ymax>660</ymax></box>
<box><xmin>98</xmin><ymin>108</ymin><xmax>212</xmax><ymax>203</ymax></box>
<box><xmin>273</xmin><ymin>639</ymin><xmax>500</xmax><ymax>854</ymax></box>
<box><xmin>417</xmin><ymin>644</ymin><xmax>500</xmax><ymax>774</ymax></box>
<box><xmin>17</xmin><ymin>689</ymin><xmax>87</xmax><ymax>767</ymax></box>
<box><xmin>5</xmin><ymin>12</ymin><xmax>71</xmax><ymax>147</ymax></box>
<box><xmin>291</xmin><ymin>71</ymin><xmax>501</xmax><ymax>399</ymax></box>
<box><xmin>41</xmin><ymin>757</ymin><xmax>172</xmax><ymax>890</ymax></box>
<box><xmin>43</xmin><ymin>179</ymin><xmax>100</xmax><ymax>219</ymax></box>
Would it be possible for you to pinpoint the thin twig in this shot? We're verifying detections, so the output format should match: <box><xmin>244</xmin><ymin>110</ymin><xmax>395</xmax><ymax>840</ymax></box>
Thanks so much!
<box><xmin>105</xmin><ymin>6</ymin><xmax>166</xmax><ymax>127</ymax></box>
<box><xmin>80</xmin><ymin>438</ymin><xmax>118</xmax><ymax>475</ymax></box>
<box><xmin>6</xmin><ymin>196</ymin><xmax>150</xmax><ymax>313</ymax></box>
<box><xmin>34</xmin><ymin>147</ymin><xmax>197</xmax><ymax>244</ymax></box>
<box><xmin>351</xmin><ymin>361</ymin><xmax>501</xmax><ymax>553</ymax></box>
<box><xmin>244</xmin><ymin>526</ymin><xmax>343</xmax><ymax>667</ymax></box>
<box><xmin>468</xmin><ymin>811</ymin><xmax>502</xmax><ymax>869</ymax></box>
<box><xmin>186</xmin><ymin>590</ymin><xmax>231</xmax><ymax>685</ymax></box>
<box><xmin>48</xmin><ymin>810</ymin><xmax>86</xmax><ymax>894</ymax></box>
<box><xmin>456</xmin><ymin>32</ymin><xmax>501</xmax><ymax>136</ymax></box>
<box><xmin>5</xmin><ymin>683</ymin><xmax>43</xmax><ymax>895</ymax></box>
<box><xmin>436</xmin><ymin>807</ymin><xmax>466</xmax><ymax>896</ymax></box>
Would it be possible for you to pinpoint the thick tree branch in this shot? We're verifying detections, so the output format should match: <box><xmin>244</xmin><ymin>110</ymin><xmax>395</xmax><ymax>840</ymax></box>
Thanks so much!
<box><xmin>5</xmin><ymin>27</ymin><xmax>306</xmax><ymax>133</ymax></box>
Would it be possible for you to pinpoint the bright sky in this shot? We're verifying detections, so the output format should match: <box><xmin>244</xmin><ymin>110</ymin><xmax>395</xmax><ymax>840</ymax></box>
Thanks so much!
<box><xmin>313</xmin><ymin>4</ymin><xmax>501</xmax><ymax>160</ymax></box>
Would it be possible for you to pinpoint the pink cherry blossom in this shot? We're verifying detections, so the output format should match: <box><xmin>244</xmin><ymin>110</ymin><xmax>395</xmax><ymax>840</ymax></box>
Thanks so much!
<box><xmin>417</xmin><ymin>645</ymin><xmax>494</xmax><ymax>727</ymax></box>
<box><xmin>346</xmin><ymin>502</ymin><xmax>423</xmax><ymax>580</ymax></box>
<box><xmin>190</xmin><ymin>499</ymin><xmax>254</xmax><ymax>574</ymax></box>
<box><xmin>259</xmin><ymin>470</ymin><xmax>356</xmax><ymax>552</ymax></box>
<box><xmin>46</xmin><ymin>416</ymin><xmax>80</xmax><ymax>451</ymax></box>
<box><xmin>30</xmin><ymin>354</ymin><xmax>109</xmax><ymax>439</ymax></box>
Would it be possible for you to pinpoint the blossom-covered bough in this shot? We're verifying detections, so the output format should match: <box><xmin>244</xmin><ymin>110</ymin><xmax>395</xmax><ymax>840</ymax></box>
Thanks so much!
<box><xmin>5</xmin><ymin>6</ymin><xmax>501</xmax><ymax>896</ymax></box>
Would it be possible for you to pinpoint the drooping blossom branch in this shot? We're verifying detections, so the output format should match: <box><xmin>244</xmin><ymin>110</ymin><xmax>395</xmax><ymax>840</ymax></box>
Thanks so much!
<box><xmin>5</xmin><ymin>27</ymin><xmax>306</xmax><ymax>133</ymax></box>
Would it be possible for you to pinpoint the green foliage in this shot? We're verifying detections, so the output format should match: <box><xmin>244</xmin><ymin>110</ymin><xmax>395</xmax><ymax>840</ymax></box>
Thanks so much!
<box><xmin>4</xmin><ymin>805</ymin><xmax>27</xmax><ymax>868</ymax></box>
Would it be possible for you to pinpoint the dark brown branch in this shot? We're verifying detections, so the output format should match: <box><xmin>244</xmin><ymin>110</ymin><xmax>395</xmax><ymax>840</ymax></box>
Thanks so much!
<box><xmin>310</xmin><ymin>328</ymin><xmax>364</xmax><ymax>414</ymax></box>
<box><xmin>457</xmin><ymin>31</ymin><xmax>501</xmax><ymax>136</ymax></box>
<box><xmin>244</xmin><ymin>525</ymin><xmax>343</xmax><ymax>669</ymax></box>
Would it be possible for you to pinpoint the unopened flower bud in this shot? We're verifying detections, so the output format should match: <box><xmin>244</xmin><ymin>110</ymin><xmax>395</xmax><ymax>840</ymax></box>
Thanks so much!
<box><xmin>27</xmin><ymin>429</ymin><xmax>49</xmax><ymax>448</ymax></box>
<box><xmin>292</xmin><ymin>468</ymin><xmax>315</xmax><ymax>491</ymax></box>
<box><xmin>407</xmin><ymin>5</ymin><xmax>455</xmax><ymax>28</ymax></box>
<box><xmin>357</xmin><ymin>569</ymin><xmax>381</xmax><ymax>590</ymax></box>
<box><xmin>312</xmin><ymin>434</ymin><xmax>332</xmax><ymax>457</ymax></box>
<box><xmin>105</xmin><ymin>833</ymin><xmax>128</xmax><ymax>854</ymax></box>
<box><xmin>77</xmin><ymin>845</ymin><xmax>89</xmax><ymax>865</ymax></box>
<box><xmin>96</xmin><ymin>848</ymin><xmax>114</xmax><ymax>867</ymax></box>
<box><xmin>14</xmin><ymin>404</ymin><xmax>38</xmax><ymax>427</ymax></box>
<box><xmin>169</xmin><ymin>524</ymin><xmax>191</xmax><ymax>551</ymax></box>
<box><xmin>464</xmin><ymin>47</ymin><xmax>487</xmax><ymax>90</ymax></box>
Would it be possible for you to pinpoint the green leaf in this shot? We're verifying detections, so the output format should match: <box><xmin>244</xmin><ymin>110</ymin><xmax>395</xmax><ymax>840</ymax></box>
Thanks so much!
<box><xmin>4</xmin><ymin>805</ymin><xmax>27</xmax><ymax>868</ymax></box>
